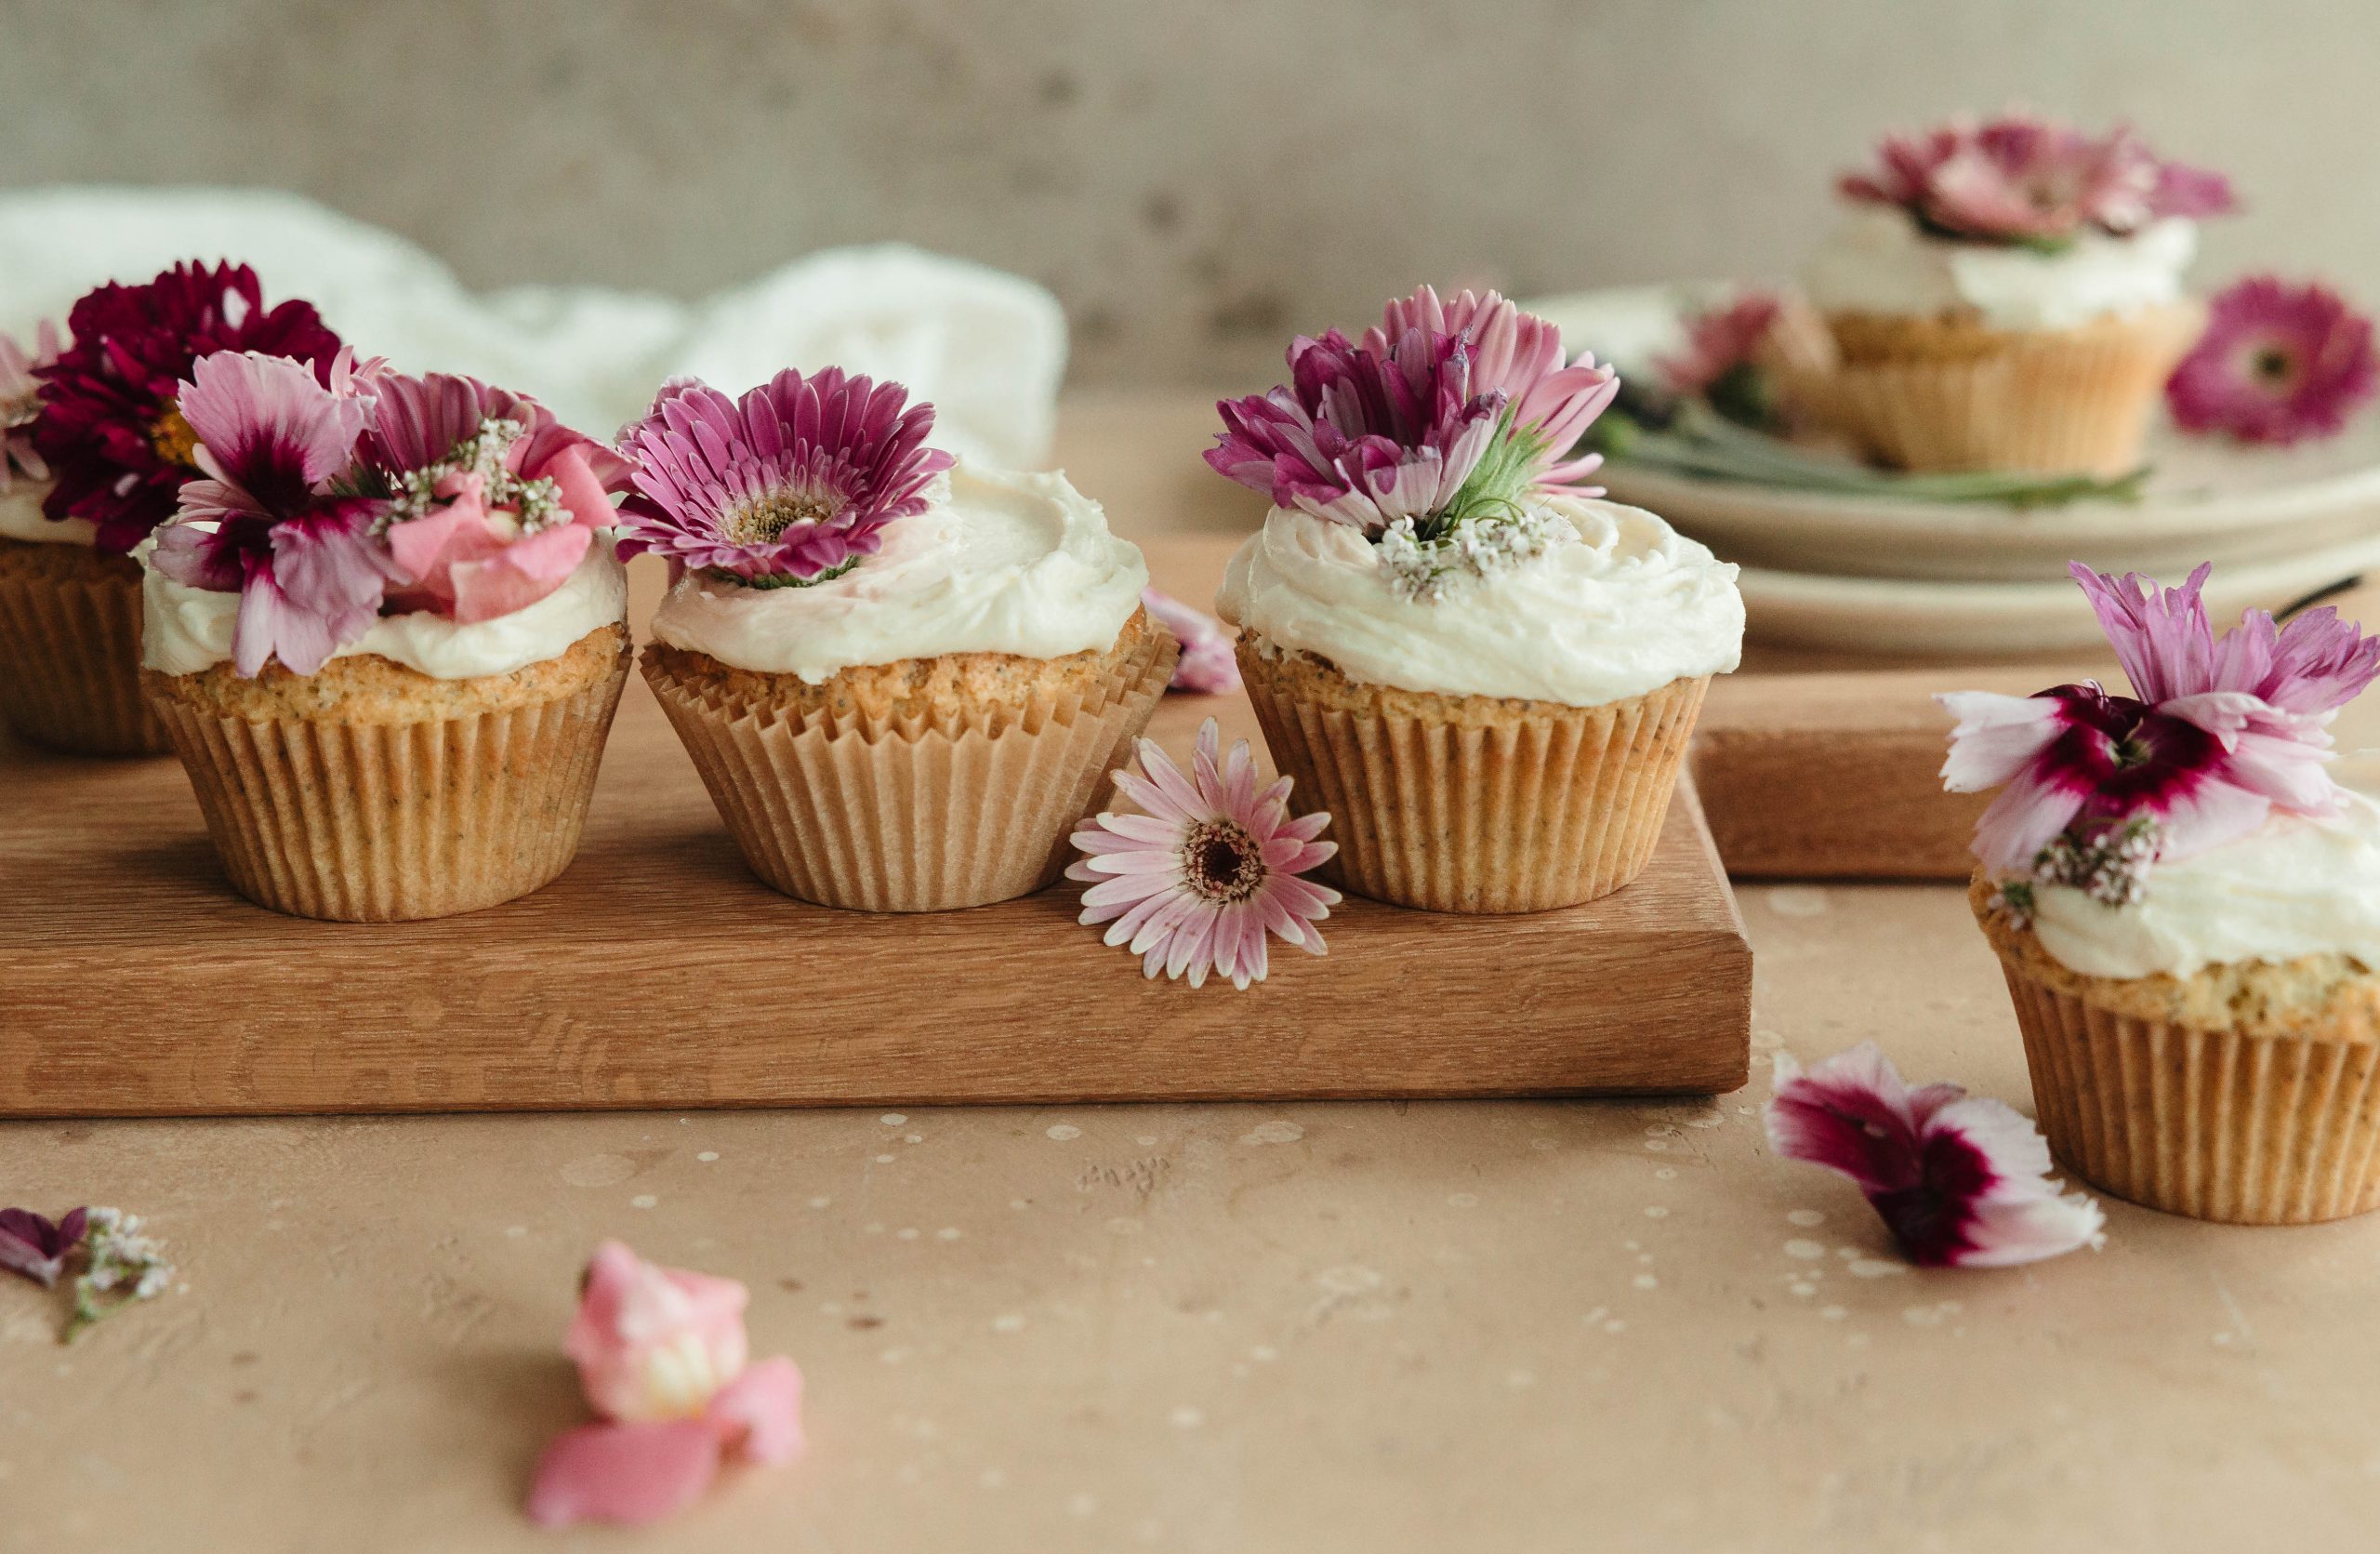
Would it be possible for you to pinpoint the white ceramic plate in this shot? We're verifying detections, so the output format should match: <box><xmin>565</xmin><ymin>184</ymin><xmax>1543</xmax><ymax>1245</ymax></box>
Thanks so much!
<box><xmin>1527</xmin><ymin>285</ymin><xmax>2380</xmax><ymax>584</ymax></box>
<box><xmin>1738</xmin><ymin>530</ymin><xmax>2380</xmax><ymax>657</ymax></box>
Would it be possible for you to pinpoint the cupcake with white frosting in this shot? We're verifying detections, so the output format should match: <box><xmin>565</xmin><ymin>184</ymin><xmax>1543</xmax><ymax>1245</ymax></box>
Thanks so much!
<box><xmin>1793</xmin><ymin>113</ymin><xmax>2234</xmax><ymax>474</ymax></box>
<box><xmin>622</xmin><ymin>369</ymin><xmax>1173</xmax><ymax>912</ymax></box>
<box><xmin>141</xmin><ymin>354</ymin><xmax>634</xmax><ymax>921</ymax></box>
<box><xmin>1210</xmin><ymin>287</ymin><xmax>1742</xmax><ymax>912</ymax></box>
<box><xmin>1946</xmin><ymin>562</ymin><xmax>2380</xmax><ymax>1223</ymax></box>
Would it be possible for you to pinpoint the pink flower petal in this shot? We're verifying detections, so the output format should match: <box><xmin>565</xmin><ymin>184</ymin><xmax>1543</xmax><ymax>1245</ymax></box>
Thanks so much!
<box><xmin>524</xmin><ymin>1420</ymin><xmax>723</xmax><ymax>1529</ymax></box>
<box><xmin>707</xmin><ymin>1355</ymin><xmax>804</xmax><ymax>1466</ymax></box>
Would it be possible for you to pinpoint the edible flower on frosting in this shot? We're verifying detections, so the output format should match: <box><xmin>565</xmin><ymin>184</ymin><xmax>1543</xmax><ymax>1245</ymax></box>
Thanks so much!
<box><xmin>2166</xmin><ymin>275</ymin><xmax>2379</xmax><ymax>446</ymax></box>
<box><xmin>33</xmin><ymin>261</ymin><xmax>346</xmax><ymax>552</ymax></box>
<box><xmin>614</xmin><ymin>367</ymin><xmax>955</xmax><ymax>587</ymax></box>
<box><xmin>150</xmin><ymin>352</ymin><xmax>628</xmax><ymax>677</ymax></box>
<box><xmin>0</xmin><ymin>319</ymin><xmax>62</xmax><ymax>494</ymax></box>
<box><xmin>1142</xmin><ymin>588</ymin><xmax>1240</xmax><ymax>695</ymax></box>
<box><xmin>1840</xmin><ymin>112</ymin><xmax>2233</xmax><ymax>248</ymax></box>
<box><xmin>1767</xmin><ymin>1043</ymin><xmax>2104</xmax><ymax>1268</ymax></box>
<box><xmin>525</xmin><ymin>1241</ymin><xmax>803</xmax><ymax>1529</ymax></box>
<box><xmin>1940</xmin><ymin>562</ymin><xmax>2380</xmax><ymax>906</ymax></box>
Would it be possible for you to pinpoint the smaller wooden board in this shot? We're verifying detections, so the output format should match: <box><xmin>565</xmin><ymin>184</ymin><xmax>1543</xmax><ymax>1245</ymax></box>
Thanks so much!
<box><xmin>0</xmin><ymin>684</ymin><xmax>1752</xmax><ymax>1117</ymax></box>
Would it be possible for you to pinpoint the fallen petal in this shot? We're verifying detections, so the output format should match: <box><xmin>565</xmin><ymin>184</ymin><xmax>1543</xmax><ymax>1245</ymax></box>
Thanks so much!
<box><xmin>524</xmin><ymin>1419</ymin><xmax>723</xmax><ymax>1529</ymax></box>
<box><xmin>708</xmin><ymin>1355</ymin><xmax>805</xmax><ymax>1466</ymax></box>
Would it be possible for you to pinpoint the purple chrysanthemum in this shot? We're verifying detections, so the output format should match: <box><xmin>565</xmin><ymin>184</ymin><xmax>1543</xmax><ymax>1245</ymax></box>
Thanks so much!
<box><xmin>2166</xmin><ymin>276</ymin><xmax>2378</xmax><ymax>445</ymax></box>
<box><xmin>0</xmin><ymin>320</ymin><xmax>62</xmax><ymax>494</ymax></box>
<box><xmin>615</xmin><ymin>368</ymin><xmax>956</xmax><ymax>587</ymax></box>
<box><xmin>33</xmin><ymin>261</ymin><xmax>344</xmax><ymax>552</ymax></box>
<box><xmin>1767</xmin><ymin>1043</ymin><xmax>2103</xmax><ymax>1269</ymax></box>
<box><xmin>1206</xmin><ymin>286</ymin><xmax>1618</xmax><ymax>538</ymax></box>
<box><xmin>1842</xmin><ymin>113</ymin><xmax>2234</xmax><ymax>246</ymax></box>
<box><xmin>1940</xmin><ymin>561</ymin><xmax>2380</xmax><ymax>876</ymax></box>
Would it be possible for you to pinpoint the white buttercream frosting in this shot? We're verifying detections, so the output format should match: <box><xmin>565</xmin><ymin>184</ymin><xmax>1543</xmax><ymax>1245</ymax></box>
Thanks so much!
<box><xmin>0</xmin><ymin>480</ymin><xmax>97</xmax><ymax>546</ymax></box>
<box><xmin>141</xmin><ymin>535</ymin><xmax>628</xmax><ymax>679</ymax></box>
<box><xmin>2031</xmin><ymin>792</ymin><xmax>2380</xmax><ymax>980</ymax></box>
<box><xmin>648</xmin><ymin>460</ymin><xmax>1148</xmax><ymax>680</ymax></box>
<box><xmin>1215</xmin><ymin>497</ymin><xmax>1743</xmax><ymax>706</ymax></box>
<box><xmin>1802</xmin><ymin>208</ymin><xmax>2197</xmax><ymax>330</ymax></box>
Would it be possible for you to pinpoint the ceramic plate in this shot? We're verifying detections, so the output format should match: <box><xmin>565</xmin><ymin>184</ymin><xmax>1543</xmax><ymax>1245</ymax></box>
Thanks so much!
<box><xmin>1527</xmin><ymin>285</ymin><xmax>2380</xmax><ymax>583</ymax></box>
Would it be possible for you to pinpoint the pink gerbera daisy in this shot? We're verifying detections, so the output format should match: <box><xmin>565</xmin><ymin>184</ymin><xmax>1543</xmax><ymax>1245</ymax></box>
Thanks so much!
<box><xmin>1767</xmin><ymin>1043</ymin><xmax>2104</xmax><ymax>1268</ymax></box>
<box><xmin>0</xmin><ymin>320</ymin><xmax>62</xmax><ymax>494</ymax></box>
<box><xmin>615</xmin><ymin>368</ymin><xmax>955</xmax><ymax>586</ymax></box>
<box><xmin>2166</xmin><ymin>276</ymin><xmax>2378</xmax><ymax>445</ymax></box>
<box><xmin>1939</xmin><ymin>561</ymin><xmax>2380</xmax><ymax>881</ymax></box>
<box><xmin>1066</xmin><ymin>719</ymin><xmax>1339</xmax><ymax>990</ymax></box>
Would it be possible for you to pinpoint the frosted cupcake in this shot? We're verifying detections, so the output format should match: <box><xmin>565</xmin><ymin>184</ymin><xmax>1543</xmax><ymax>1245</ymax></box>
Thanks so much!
<box><xmin>2</xmin><ymin>264</ymin><xmax>350</xmax><ymax>755</ymax></box>
<box><xmin>1210</xmin><ymin>287</ymin><xmax>1743</xmax><ymax>913</ymax></box>
<box><xmin>622</xmin><ymin>368</ymin><xmax>1174</xmax><ymax>912</ymax></box>
<box><xmin>1794</xmin><ymin>114</ymin><xmax>2234</xmax><ymax>474</ymax></box>
<box><xmin>1946</xmin><ymin>562</ymin><xmax>2380</xmax><ymax>1223</ymax></box>
<box><xmin>142</xmin><ymin>353</ymin><xmax>634</xmax><ymax>922</ymax></box>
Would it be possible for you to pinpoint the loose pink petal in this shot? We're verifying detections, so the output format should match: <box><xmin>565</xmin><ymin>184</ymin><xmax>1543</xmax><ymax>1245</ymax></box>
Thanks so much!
<box><xmin>1767</xmin><ymin>1044</ymin><xmax>2102</xmax><ymax>1269</ymax></box>
<box><xmin>546</xmin><ymin>444</ymin><xmax>621</xmax><ymax>531</ymax></box>
<box><xmin>707</xmin><ymin>1355</ymin><xmax>805</xmax><ymax>1466</ymax></box>
<box><xmin>448</xmin><ymin>523</ymin><xmax>592</xmax><ymax>625</ymax></box>
<box><xmin>568</xmin><ymin>1241</ymin><xmax>750</xmax><ymax>1425</ymax></box>
<box><xmin>524</xmin><ymin>1420</ymin><xmax>723</xmax><ymax>1529</ymax></box>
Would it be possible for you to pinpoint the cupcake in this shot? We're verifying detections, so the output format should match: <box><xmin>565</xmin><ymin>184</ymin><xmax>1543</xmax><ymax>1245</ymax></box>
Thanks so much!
<box><xmin>620</xmin><ymin>368</ymin><xmax>1174</xmax><ymax>912</ymax></box>
<box><xmin>1792</xmin><ymin>113</ymin><xmax>2235</xmax><ymax>474</ymax></box>
<box><xmin>1210</xmin><ymin>286</ymin><xmax>1743</xmax><ymax>913</ymax></box>
<box><xmin>141</xmin><ymin>353</ymin><xmax>635</xmax><ymax>922</ymax></box>
<box><xmin>1</xmin><ymin>264</ymin><xmax>350</xmax><ymax>755</ymax></box>
<box><xmin>1945</xmin><ymin>561</ymin><xmax>2380</xmax><ymax>1223</ymax></box>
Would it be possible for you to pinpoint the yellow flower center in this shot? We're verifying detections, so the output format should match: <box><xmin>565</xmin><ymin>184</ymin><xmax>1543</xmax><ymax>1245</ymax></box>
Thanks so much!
<box><xmin>150</xmin><ymin>403</ymin><xmax>202</xmax><ymax>470</ymax></box>
<box><xmin>724</xmin><ymin>491</ymin><xmax>838</xmax><ymax>546</ymax></box>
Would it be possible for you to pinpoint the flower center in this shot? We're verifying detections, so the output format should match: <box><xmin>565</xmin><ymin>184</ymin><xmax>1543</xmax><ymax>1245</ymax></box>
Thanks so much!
<box><xmin>725</xmin><ymin>491</ymin><xmax>841</xmax><ymax>547</ymax></box>
<box><xmin>1183</xmin><ymin>818</ymin><xmax>1263</xmax><ymax>903</ymax></box>
<box><xmin>2252</xmin><ymin>345</ymin><xmax>2299</xmax><ymax>387</ymax></box>
<box><xmin>149</xmin><ymin>403</ymin><xmax>201</xmax><ymax>469</ymax></box>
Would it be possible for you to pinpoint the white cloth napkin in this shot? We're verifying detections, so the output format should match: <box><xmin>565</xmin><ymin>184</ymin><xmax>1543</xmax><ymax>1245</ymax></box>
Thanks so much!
<box><xmin>0</xmin><ymin>185</ymin><xmax>1066</xmax><ymax>468</ymax></box>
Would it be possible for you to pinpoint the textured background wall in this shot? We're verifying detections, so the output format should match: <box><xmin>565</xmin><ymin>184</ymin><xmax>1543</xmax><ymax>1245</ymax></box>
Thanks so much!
<box><xmin>5</xmin><ymin>0</ymin><xmax>2374</xmax><ymax>387</ymax></box>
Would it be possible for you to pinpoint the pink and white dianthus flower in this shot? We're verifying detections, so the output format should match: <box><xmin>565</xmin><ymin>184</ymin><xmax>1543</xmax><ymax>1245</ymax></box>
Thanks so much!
<box><xmin>1940</xmin><ymin>562</ymin><xmax>2380</xmax><ymax>876</ymax></box>
<box><xmin>0</xmin><ymin>319</ymin><xmax>62</xmax><ymax>493</ymax></box>
<box><xmin>1767</xmin><ymin>1043</ymin><xmax>2104</xmax><ymax>1268</ymax></box>
<box><xmin>615</xmin><ymin>367</ymin><xmax>955</xmax><ymax>586</ymax></box>
<box><xmin>1141</xmin><ymin>587</ymin><xmax>1241</xmax><ymax>695</ymax></box>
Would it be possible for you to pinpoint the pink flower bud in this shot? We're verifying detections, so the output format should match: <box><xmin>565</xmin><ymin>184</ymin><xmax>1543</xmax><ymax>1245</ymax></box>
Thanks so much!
<box><xmin>566</xmin><ymin>1241</ymin><xmax>751</xmax><ymax>1423</ymax></box>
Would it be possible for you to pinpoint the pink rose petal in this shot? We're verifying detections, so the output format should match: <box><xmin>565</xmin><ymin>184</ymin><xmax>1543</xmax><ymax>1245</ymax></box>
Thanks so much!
<box><xmin>524</xmin><ymin>1419</ymin><xmax>723</xmax><ymax>1530</ymax></box>
<box><xmin>448</xmin><ymin>522</ymin><xmax>592</xmax><ymax>624</ymax></box>
<box><xmin>707</xmin><ymin>1355</ymin><xmax>805</xmax><ymax>1465</ymax></box>
<box><xmin>547</xmin><ymin>444</ymin><xmax>620</xmax><ymax>531</ymax></box>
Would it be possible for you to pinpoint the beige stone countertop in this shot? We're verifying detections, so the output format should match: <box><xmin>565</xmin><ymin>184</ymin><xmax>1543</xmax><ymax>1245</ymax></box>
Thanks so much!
<box><xmin>6</xmin><ymin>394</ymin><xmax>2373</xmax><ymax>1551</ymax></box>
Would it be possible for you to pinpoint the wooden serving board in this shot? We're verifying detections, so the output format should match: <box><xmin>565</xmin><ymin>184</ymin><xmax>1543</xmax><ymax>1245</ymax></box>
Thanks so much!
<box><xmin>0</xmin><ymin>675</ymin><xmax>1752</xmax><ymax>1117</ymax></box>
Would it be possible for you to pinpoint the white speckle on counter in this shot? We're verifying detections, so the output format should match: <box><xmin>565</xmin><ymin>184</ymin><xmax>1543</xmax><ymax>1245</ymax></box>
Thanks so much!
<box><xmin>1046</xmin><ymin>1124</ymin><xmax>1083</xmax><ymax>1141</ymax></box>
<box><xmin>1633</xmin><ymin>1273</ymin><xmax>1659</xmax><ymax>1290</ymax></box>
<box><xmin>1787</xmin><ymin>1209</ymin><xmax>1826</xmax><ymax>1228</ymax></box>
<box><xmin>696</xmin><ymin>1151</ymin><xmax>719</xmax><ymax>1162</ymax></box>
<box><xmin>809</xmin><ymin>1196</ymin><xmax>831</xmax><ymax>1209</ymax></box>
<box><xmin>1447</xmin><ymin>1192</ymin><xmax>1478</xmax><ymax>1208</ymax></box>
<box><xmin>879</xmin><ymin>1113</ymin><xmax>906</xmax><ymax>1125</ymax></box>
<box><xmin>1849</xmin><ymin>1258</ymin><xmax>1908</xmax><ymax>1279</ymax></box>
<box><xmin>992</xmin><ymin>1313</ymin><xmax>1026</xmax><ymax>1333</ymax></box>
<box><xmin>630</xmin><ymin>1194</ymin><xmax>657</xmax><ymax>1210</ymax></box>
<box><xmin>1765</xmin><ymin>886</ymin><xmax>1831</xmax><ymax>918</ymax></box>
<box><xmin>1644</xmin><ymin>1206</ymin><xmax>1669</xmax><ymax>1219</ymax></box>
<box><xmin>1170</xmin><ymin>1404</ymin><xmax>1205</xmax><ymax>1428</ymax></box>
<box><xmin>559</xmin><ymin>1153</ymin><xmax>635</xmax><ymax>1188</ymax></box>
<box><xmin>1241</xmin><ymin>1121</ymin><xmax>1303</xmax><ymax>1145</ymax></box>
<box><xmin>1784</xmin><ymin>1240</ymin><xmax>1827</xmax><ymax>1260</ymax></box>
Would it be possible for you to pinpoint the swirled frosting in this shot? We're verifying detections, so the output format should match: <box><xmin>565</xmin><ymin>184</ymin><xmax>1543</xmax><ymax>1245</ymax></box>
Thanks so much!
<box><xmin>1802</xmin><ymin>208</ymin><xmax>2198</xmax><ymax>329</ymax></box>
<box><xmin>0</xmin><ymin>481</ymin><xmax>97</xmax><ymax>546</ymax></box>
<box><xmin>648</xmin><ymin>461</ymin><xmax>1148</xmax><ymax>680</ymax></box>
<box><xmin>142</xmin><ymin>536</ymin><xmax>628</xmax><ymax>680</ymax></box>
<box><xmin>2031</xmin><ymin>792</ymin><xmax>2380</xmax><ymax>979</ymax></box>
<box><xmin>1215</xmin><ymin>497</ymin><xmax>1742</xmax><ymax>706</ymax></box>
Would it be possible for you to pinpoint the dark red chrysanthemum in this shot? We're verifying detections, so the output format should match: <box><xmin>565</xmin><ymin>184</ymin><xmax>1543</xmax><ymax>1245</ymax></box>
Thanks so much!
<box><xmin>32</xmin><ymin>261</ymin><xmax>344</xmax><ymax>552</ymax></box>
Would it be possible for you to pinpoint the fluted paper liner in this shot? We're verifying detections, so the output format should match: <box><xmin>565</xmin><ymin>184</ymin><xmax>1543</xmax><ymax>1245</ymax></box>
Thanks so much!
<box><xmin>1778</xmin><ymin>303</ymin><xmax>2203</xmax><ymax>475</ymax></box>
<box><xmin>643</xmin><ymin>630</ymin><xmax>1176</xmax><ymax>912</ymax></box>
<box><xmin>1995</xmin><ymin>955</ymin><xmax>2380</xmax><ymax>1225</ymax></box>
<box><xmin>0</xmin><ymin>551</ymin><xmax>169</xmax><ymax>755</ymax></box>
<box><xmin>1238</xmin><ymin>649</ymin><xmax>1710</xmax><ymax>914</ymax></box>
<box><xmin>148</xmin><ymin>651</ymin><xmax>629</xmax><ymax>922</ymax></box>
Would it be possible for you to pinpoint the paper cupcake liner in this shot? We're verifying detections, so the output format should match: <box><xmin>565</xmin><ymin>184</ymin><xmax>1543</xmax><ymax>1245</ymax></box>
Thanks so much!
<box><xmin>1779</xmin><ymin>304</ymin><xmax>2202</xmax><ymax>475</ymax></box>
<box><xmin>1996</xmin><ymin>955</ymin><xmax>2380</xmax><ymax>1224</ymax></box>
<box><xmin>0</xmin><ymin>548</ymin><xmax>169</xmax><ymax>755</ymax></box>
<box><xmin>643</xmin><ymin>630</ymin><xmax>1177</xmax><ymax>912</ymax></box>
<box><xmin>1238</xmin><ymin>648</ymin><xmax>1709</xmax><ymax>913</ymax></box>
<box><xmin>148</xmin><ymin>653</ymin><xmax>629</xmax><ymax>922</ymax></box>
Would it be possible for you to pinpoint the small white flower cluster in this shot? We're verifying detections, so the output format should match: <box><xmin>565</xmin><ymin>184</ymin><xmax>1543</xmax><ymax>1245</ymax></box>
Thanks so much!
<box><xmin>2001</xmin><ymin>816</ymin><xmax>2164</xmax><ymax>928</ymax></box>
<box><xmin>70</xmin><ymin>1206</ymin><xmax>173</xmax><ymax>1340</ymax></box>
<box><xmin>386</xmin><ymin>416</ymin><xmax>568</xmax><ymax>533</ymax></box>
<box><xmin>1376</xmin><ymin>507</ymin><xmax>1564</xmax><ymax>604</ymax></box>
